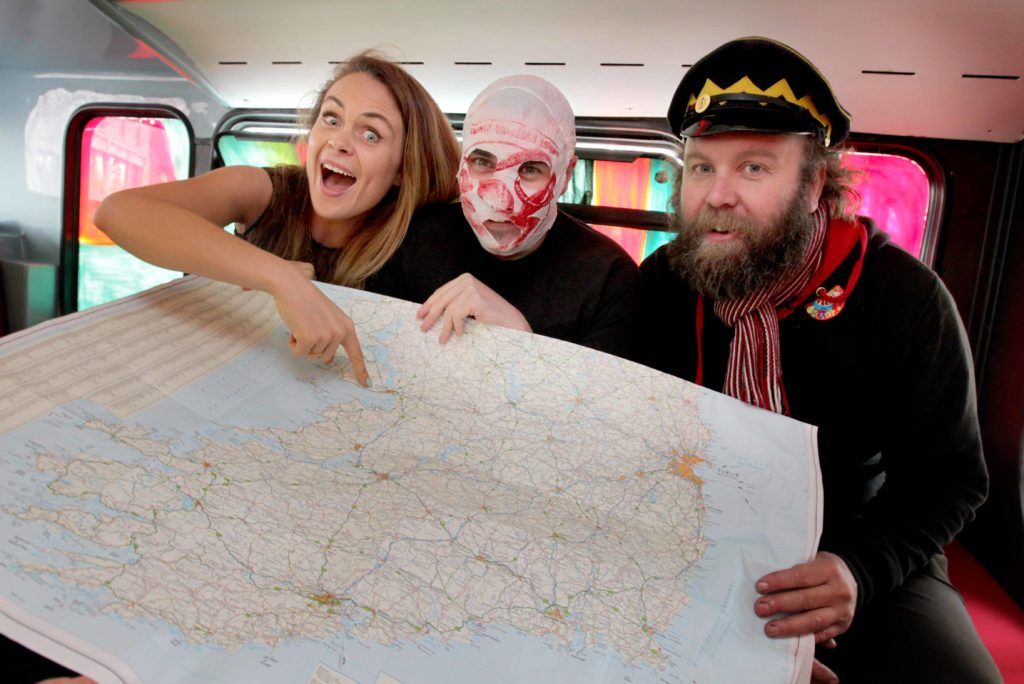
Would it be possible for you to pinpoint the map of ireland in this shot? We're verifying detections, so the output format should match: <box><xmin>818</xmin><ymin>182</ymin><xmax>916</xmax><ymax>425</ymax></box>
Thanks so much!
<box><xmin>0</xmin><ymin>277</ymin><xmax>821</xmax><ymax>683</ymax></box>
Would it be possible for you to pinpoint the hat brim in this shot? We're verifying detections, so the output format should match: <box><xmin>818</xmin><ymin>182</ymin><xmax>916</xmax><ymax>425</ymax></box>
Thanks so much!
<box><xmin>678</xmin><ymin>97</ymin><xmax>832</xmax><ymax>145</ymax></box>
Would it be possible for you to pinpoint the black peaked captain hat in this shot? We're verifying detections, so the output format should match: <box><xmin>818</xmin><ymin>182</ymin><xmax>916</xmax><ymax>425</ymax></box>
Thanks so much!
<box><xmin>667</xmin><ymin>37</ymin><xmax>851</xmax><ymax>147</ymax></box>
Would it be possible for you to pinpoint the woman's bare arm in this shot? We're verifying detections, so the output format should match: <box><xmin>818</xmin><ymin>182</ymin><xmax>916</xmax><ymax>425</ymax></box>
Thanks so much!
<box><xmin>95</xmin><ymin>166</ymin><xmax>370</xmax><ymax>386</ymax></box>
<box><xmin>94</xmin><ymin>165</ymin><xmax>290</xmax><ymax>292</ymax></box>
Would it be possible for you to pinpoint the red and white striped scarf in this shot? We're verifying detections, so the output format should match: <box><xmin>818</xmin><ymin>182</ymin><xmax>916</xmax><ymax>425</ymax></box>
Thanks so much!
<box><xmin>713</xmin><ymin>208</ymin><xmax>829</xmax><ymax>414</ymax></box>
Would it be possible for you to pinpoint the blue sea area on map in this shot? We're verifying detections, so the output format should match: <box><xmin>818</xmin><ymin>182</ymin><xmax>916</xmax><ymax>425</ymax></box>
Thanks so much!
<box><xmin>109</xmin><ymin>620</ymin><xmax>647</xmax><ymax>684</ymax></box>
<box><xmin>132</xmin><ymin>326</ymin><xmax>399</xmax><ymax>439</ymax></box>
<box><xmin>670</xmin><ymin>390</ymin><xmax>816</xmax><ymax>682</ymax></box>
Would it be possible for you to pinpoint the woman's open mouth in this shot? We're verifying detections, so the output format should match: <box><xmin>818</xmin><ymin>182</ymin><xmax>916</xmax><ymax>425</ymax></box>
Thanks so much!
<box><xmin>320</xmin><ymin>162</ymin><xmax>357</xmax><ymax>197</ymax></box>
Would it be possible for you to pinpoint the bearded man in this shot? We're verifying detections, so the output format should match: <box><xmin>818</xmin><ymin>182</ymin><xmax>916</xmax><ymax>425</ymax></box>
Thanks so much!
<box><xmin>372</xmin><ymin>75</ymin><xmax>639</xmax><ymax>356</ymax></box>
<box><xmin>637</xmin><ymin>38</ymin><xmax>1000</xmax><ymax>683</ymax></box>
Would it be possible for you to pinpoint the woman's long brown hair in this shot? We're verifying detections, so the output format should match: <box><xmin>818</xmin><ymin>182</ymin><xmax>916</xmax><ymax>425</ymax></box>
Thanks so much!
<box><xmin>249</xmin><ymin>51</ymin><xmax>460</xmax><ymax>288</ymax></box>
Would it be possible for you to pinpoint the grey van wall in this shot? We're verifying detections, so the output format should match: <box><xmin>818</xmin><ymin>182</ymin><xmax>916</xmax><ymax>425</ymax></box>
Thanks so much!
<box><xmin>0</xmin><ymin>0</ymin><xmax>225</xmax><ymax>328</ymax></box>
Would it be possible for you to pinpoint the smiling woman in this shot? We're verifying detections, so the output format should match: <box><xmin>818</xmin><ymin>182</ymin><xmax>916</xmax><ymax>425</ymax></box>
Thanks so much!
<box><xmin>94</xmin><ymin>51</ymin><xmax>460</xmax><ymax>383</ymax></box>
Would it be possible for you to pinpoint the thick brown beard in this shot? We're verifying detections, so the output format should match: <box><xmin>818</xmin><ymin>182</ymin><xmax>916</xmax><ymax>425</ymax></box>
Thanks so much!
<box><xmin>666</xmin><ymin>183</ymin><xmax>816</xmax><ymax>301</ymax></box>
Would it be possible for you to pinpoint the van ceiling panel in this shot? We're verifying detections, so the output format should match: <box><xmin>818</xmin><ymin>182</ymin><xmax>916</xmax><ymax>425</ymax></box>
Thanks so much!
<box><xmin>114</xmin><ymin>0</ymin><xmax>1024</xmax><ymax>143</ymax></box>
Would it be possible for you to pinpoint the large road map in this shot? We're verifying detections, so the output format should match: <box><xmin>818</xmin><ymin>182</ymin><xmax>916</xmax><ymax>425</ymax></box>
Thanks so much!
<box><xmin>0</xmin><ymin>277</ymin><xmax>821</xmax><ymax>683</ymax></box>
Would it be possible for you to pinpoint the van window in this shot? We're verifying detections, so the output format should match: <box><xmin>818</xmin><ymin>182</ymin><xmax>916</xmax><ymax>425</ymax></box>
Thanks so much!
<box><xmin>563</xmin><ymin>157</ymin><xmax>678</xmax><ymax>263</ymax></box>
<box><xmin>842</xmin><ymin>151</ymin><xmax>931</xmax><ymax>260</ymax></box>
<box><xmin>217</xmin><ymin>134</ymin><xmax>299</xmax><ymax>167</ymax></box>
<box><xmin>75</xmin><ymin>115</ymin><xmax>191</xmax><ymax>311</ymax></box>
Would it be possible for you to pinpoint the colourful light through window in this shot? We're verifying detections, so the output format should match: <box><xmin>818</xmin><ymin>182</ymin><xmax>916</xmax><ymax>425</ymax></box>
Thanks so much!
<box><xmin>77</xmin><ymin>116</ymin><xmax>191</xmax><ymax>311</ymax></box>
<box><xmin>217</xmin><ymin>135</ymin><xmax>300</xmax><ymax>167</ymax></box>
<box><xmin>841</xmin><ymin>152</ymin><xmax>929</xmax><ymax>258</ymax></box>
<box><xmin>563</xmin><ymin>157</ymin><xmax>679</xmax><ymax>263</ymax></box>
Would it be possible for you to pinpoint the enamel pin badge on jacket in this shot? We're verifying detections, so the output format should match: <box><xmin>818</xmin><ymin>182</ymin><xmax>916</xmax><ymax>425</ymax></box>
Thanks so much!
<box><xmin>806</xmin><ymin>285</ymin><xmax>846</xmax><ymax>320</ymax></box>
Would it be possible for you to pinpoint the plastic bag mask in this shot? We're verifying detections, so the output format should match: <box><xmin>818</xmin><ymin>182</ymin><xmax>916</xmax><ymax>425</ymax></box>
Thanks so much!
<box><xmin>458</xmin><ymin>75</ymin><xmax>576</xmax><ymax>257</ymax></box>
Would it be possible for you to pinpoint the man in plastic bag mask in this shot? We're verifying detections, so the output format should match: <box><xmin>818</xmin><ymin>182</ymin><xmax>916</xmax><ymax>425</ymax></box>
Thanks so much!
<box><xmin>457</xmin><ymin>75</ymin><xmax>577</xmax><ymax>258</ymax></box>
<box><xmin>371</xmin><ymin>75</ymin><xmax>639</xmax><ymax>357</ymax></box>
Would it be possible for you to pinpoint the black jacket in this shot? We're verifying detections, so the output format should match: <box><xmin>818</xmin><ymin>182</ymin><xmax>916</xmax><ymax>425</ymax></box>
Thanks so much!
<box><xmin>636</xmin><ymin>221</ymin><xmax>988</xmax><ymax>606</ymax></box>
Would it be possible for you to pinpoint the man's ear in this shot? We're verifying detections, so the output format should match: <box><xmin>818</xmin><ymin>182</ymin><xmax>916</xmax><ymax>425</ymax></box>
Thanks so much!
<box><xmin>806</xmin><ymin>161</ymin><xmax>826</xmax><ymax>213</ymax></box>
<box><xmin>557</xmin><ymin>156</ymin><xmax>579</xmax><ymax>197</ymax></box>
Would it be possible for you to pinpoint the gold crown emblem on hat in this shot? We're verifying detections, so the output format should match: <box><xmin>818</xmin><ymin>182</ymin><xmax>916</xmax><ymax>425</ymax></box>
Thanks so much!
<box><xmin>688</xmin><ymin>76</ymin><xmax>834</xmax><ymax>144</ymax></box>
